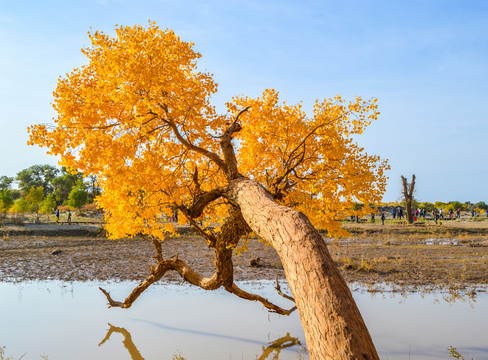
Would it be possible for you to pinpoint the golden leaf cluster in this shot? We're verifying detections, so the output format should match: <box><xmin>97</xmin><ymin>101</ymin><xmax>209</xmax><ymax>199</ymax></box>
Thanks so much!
<box><xmin>28</xmin><ymin>22</ymin><xmax>389</xmax><ymax>240</ymax></box>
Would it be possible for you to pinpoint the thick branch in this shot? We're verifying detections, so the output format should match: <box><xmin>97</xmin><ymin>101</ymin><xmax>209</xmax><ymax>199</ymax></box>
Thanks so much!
<box><xmin>409</xmin><ymin>174</ymin><xmax>416</xmax><ymax>197</ymax></box>
<box><xmin>99</xmin><ymin>257</ymin><xmax>222</xmax><ymax>308</ymax></box>
<box><xmin>187</xmin><ymin>186</ymin><xmax>227</xmax><ymax>218</ymax></box>
<box><xmin>401</xmin><ymin>174</ymin><xmax>416</xmax><ymax>199</ymax></box>
<box><xmin>100</xmin><ymin>205</ymin><xmax>295</xmax><ymax>318</ymax></box>
<box><xmin>149</xmin><ymin>235</ymin><xmax>163</xmax><ymax>262</ymax></box>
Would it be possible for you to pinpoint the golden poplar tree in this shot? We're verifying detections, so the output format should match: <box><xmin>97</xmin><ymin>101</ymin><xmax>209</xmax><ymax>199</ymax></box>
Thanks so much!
<box><xmin>29</xmin><ymin>22</ymin><xmax>389</xmax><ymax>360</ymax></box>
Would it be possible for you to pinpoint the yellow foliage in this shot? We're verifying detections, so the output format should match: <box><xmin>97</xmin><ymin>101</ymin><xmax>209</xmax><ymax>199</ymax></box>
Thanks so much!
<box><xmin>28</xmin><ymin>21</ymin><xmax>389</xmax><ymax>240</ymax></box>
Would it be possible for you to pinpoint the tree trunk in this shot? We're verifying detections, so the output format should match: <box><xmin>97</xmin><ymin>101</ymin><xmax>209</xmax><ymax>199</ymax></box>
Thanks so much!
<box><xmin>401</xmin><ymin>175</ymin><xmax>416</xmax><ymax>224</ymax></box>
<box><xmin>227</xmin><ymin>178</ymin><xmax>378</xmax><ymax>360</ymax></box>
<box><xmin>405</xmin><ymin>199</ymin><xmax>413</xmax><ymax>224</ymax></box>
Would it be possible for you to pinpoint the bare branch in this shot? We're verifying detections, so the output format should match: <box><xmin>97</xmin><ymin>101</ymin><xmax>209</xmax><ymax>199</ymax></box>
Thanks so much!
<box><xmin>99</xmin><ymin>205</ymin><xmax>294</xmax><ymax>319</ymax></box>
<box><xmin>187</xmin><ymin>186</ymin><xmax>227</xmax><ymax>219</ymax></box>
<box><xmin>234</xmin><ymin>106</ymin><xmax>251</xmax><ymax>123</ymax></box>
<box><xmin>141</xmin><ymin>234</ymin><xmax>163</xmax><ymax>262</ymax></box>
<box><xmin>225</xmin><ymin>282</ymin><xmax>297</xmax><ymax>316</ymax></box>
<box><xmin>99</xmin><ymin>257</ymin><xmax>222</xmax><ymax>309</ymax></box>
<box><xmin>275</xmin><ymin>278</ymin><xmax>295</xmax><ymax>302</ymax></box>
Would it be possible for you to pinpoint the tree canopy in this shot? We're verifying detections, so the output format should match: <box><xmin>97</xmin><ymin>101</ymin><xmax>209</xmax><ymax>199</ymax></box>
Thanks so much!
<box><xmin>29</xmin><ymin>22</ymin><xmax>388</xmax><ymax>240</ymax></box>
<box><xmin>0</xmin><ymin>176</ymin><xmax>14</xmax><ymax>191</ymax></box>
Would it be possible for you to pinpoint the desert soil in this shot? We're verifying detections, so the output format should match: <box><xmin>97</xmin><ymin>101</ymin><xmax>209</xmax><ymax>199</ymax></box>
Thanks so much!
<box><xmin>1</xmin><ymin>220</ymin><xmax>488</xmax><ymax>295</ymax></box>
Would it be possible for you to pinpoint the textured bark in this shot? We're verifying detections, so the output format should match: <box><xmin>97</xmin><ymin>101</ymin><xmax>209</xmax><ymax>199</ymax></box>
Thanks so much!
<box><xmin>226</xmin><ymin>178</ymin><xmax>379</xmax><ymax>360</ymax></box>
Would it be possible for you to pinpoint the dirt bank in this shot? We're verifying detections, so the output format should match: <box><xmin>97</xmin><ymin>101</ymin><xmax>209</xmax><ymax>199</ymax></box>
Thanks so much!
<box><xmin>0</xmin><ymin>223</ymin><xmax>284</xmax><ymax>283</ymax></box>
<box><xmin>1</xmin><ymin>221</ymin><xmax>487</xmax><ymax>295</ymax></box>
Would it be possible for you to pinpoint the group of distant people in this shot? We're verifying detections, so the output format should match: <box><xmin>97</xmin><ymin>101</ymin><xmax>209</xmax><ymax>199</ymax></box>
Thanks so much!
<box><xmin>430</xmin><ymin>208</ymin><xmax>467</xmax><ymax>223</ymax></box>
<box><xmin>55</xmin><ymin>207</ymin><xmax>71</xmax><ymax>224</ymax></box>
<box><xmin>391</xmin><ymin>208</ymin><xmax>404</xmax><ymax>219</ymax></box>
<box><xmin>358</xmin><ymin>206</ymin><xmax>487</xmax><ymax>226</ymax></box>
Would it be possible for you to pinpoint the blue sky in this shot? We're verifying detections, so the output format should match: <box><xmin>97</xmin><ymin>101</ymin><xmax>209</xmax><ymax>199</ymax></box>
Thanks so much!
<box><xmin>1</xmin><ymin>0</ymin><xmax>487</xmax><ymax>202</ymax></box>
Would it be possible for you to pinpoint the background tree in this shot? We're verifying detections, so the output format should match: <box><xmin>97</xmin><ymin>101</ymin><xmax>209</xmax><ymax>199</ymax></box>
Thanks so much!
<box><xmin>51</xmin><ymin>166</ymin><xmax>84</xmax><ymax>204</ymax></box>
<box><xmin>447</xmin><ymin>201</ymin><xmax>467</xmax><ymax>212</ymax></box>
<box><xmin>419</xmin><ymin>201</ymin><xmax>434</xmax><ymax>213</ymax></box>
<box><xmin>0</xmin><ymin>176</ymin><xmax>14</xmax><ymax>191</ymax></box>
<box><xmin>474</xmin><ymin>201</ymin><xmax>488</xmax><ymax>211</ymax></box>
<box><xmin>28</xmin><ymin>22</ymin><xmax>389</xmax><ymax>359</ymax></box>
<box><xmin>25</xmin><ymin>186</ymin><xmax>45</xmax><ymax>222</ymax></box>
<box><xmin>39</xmin><ymin>194</ymin><xmax>57</xmax><ymax>217</ymax></box>
<box><xmin>67</xmin><ymin>179</ymin><xmax>89</xmax><ymax>213</ymax></box>
<box><xmin>10</xmin><ymin>197</ymin><xmax>31</xmax><ymax>215</ymax></box>
<box><xmin>401</xmin><ymin>174</ymin><xmax>416</xmax><ymax>224</ymax></box>
<box><xmin>16</xmin><ymin>164</ymin><xmax>58</xmax><ymax>195</ymax></box>
<box><xmin>434</xmin><ymin>201</ymin><xmax>446</xmax><ymax>210</ymax></box>
<box><xmin>86</xmin><ymin>175</ymin><xmax>102</xmax><ymax>202</ymax></box>
<box><xmin>0</xmin><ymin>189</ymin><xmax>14</xmax><ymax>216</ymax></box>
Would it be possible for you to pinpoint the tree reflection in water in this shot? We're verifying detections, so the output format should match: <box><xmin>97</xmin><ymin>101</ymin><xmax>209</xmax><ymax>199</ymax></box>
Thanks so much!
<box><xmin>98</xmin><ymin>323</ymin><xmax>305</xmax><ymax>359</ymax></box>
<box><xmin>98</xmin><ymin>323</ymin><xmax>144</xmax><ymax>360</ymax></box>
<box><xmin>257</xmin><ymin>333</ymin><xmax>303</xmax><ymax>360</ymax></box>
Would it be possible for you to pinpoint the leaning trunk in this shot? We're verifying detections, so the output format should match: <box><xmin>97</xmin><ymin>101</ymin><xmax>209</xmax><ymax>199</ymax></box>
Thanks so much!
<box><xmin>227</xmin><ymin>178</ymin><xmax>378</xmax><ymax>360</ymax></box>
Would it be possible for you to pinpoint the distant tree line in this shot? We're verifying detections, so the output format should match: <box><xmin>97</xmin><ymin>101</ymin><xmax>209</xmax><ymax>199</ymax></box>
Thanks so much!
<box><xmin>0</xmin><ymin>164</ymin><xmax>101</xmax><ymax>217</ymax></box>
<box><xmin>2</xmin><ymin>164</ymin><xmax>486</xmax><ymax>220</ymax></box>
<box><xmin>399</xmin><ymin>200</ymin><xmax>488</xmax><ymax>213</ymax></box>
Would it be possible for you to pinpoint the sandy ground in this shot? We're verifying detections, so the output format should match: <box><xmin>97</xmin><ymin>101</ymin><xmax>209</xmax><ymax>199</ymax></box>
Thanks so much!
<box><xmin>1</xmin><ymin>220</ymin><xmax>488</xmax><ymax>295</ymax></box>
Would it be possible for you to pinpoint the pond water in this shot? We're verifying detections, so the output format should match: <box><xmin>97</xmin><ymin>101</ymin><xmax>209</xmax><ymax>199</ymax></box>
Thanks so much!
<box><xmin>0</xmin><ymin>281</ymin><xmax>487</xmax><ymax>359</ymax></box>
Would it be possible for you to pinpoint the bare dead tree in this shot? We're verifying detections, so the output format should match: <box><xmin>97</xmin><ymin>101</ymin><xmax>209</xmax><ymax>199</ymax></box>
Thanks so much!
<box><xmin>401</xmin><ymin>174</ymin><xmax>416</xmax><ymax>224</ymax></box>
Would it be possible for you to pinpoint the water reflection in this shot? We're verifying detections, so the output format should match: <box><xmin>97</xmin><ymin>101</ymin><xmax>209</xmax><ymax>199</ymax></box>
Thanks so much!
<box><xmin>2</xmin><ymin>281</ymin><xmax>488</xmax><ymax>359</ymax></box>
<box><xmin>257</xmin><ymin>333</ymin><xmax>303</xmax><ymax>360</ymax></box>
<box><xmin>99</xmin><ymin>323</ymin><xmax>144</xmax><ymax>360</ymax></box>
<box><xmin>99</xmin><ymin>323</ymin><xmax>304</xmax><ymax>360</ymax></box>
<box><xmin>352</xmin><ymin>282</ymin><xmax>484</xmax><ymax>307</ymax></box>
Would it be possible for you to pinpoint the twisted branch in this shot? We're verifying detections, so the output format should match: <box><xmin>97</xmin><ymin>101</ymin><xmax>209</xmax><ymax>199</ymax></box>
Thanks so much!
<box><xmin>100</xmin><ymin>206</ymin><xmax>296</xmax><ymax>316</ymax></box>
